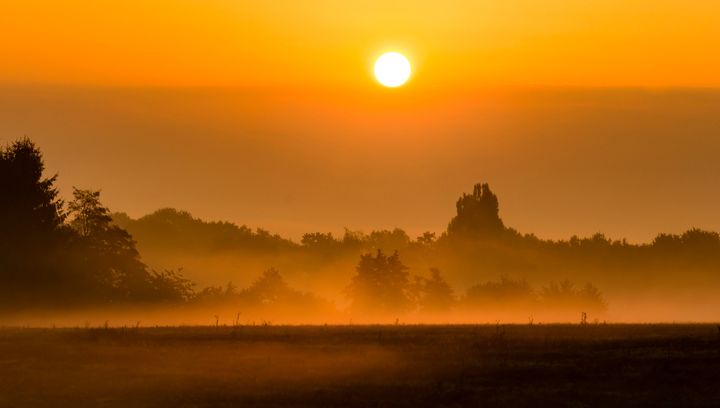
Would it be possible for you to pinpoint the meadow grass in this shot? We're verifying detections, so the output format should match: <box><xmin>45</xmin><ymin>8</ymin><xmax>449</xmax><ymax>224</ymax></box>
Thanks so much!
<box><xmin>0</xmin><ymin>323</ymin><xmax>718</xmax><ymax>407</ymax></box>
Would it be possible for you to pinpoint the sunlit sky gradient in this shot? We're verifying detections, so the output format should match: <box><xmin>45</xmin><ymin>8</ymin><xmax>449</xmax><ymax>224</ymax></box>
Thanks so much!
<box><xmin>2</xmin><ymin>1</ymin><xmax>720</xmax><ymax>242</ymax></box>
<box><xmin>3</xmin><ymin>0</ymin><xmax>720</xmax><ymax>88</ymax></box>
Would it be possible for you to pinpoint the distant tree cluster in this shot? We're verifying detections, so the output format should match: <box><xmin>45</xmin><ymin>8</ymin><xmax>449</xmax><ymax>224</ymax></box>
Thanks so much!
<box><xmin>301</xmin><ymin>228</ymin><xmax>413</xmax><ymax>256</ymax></box>
<box><xmin>194</xmin><ymin>267</ymin><xmax>330</xmax><ymax>315</ymax></box>
<box><xmin>464</xmin><ymin>276</ymin><xmax>606</xmax><ymax>314</ymax></box>
<box><xmin>113</xmin><ymin>208</ymin><xmax>294</xmax><ymax>254</ymax></box>
<box><xmin>114</xmin><ymin>180</ymin><xmax>720</xmax><ymax>286</ymax></box>
<box><xmin>343</xmin><ymin>250</ymin><xmax>606</xmax><ymax>318</ymax></box>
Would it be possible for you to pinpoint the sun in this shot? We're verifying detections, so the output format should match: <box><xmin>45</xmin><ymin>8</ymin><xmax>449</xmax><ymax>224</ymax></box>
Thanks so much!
<box><xmin>374</xmin><ymin>52</ymin><xmax>411</xmax><ymax>88</ymax></box>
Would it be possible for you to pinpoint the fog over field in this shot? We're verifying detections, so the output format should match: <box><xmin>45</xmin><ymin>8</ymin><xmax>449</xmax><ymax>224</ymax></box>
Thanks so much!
<box><xmin>2</xmin><ymin>135</ymin><xmax>720</xmax><ymax>326</ymax></box>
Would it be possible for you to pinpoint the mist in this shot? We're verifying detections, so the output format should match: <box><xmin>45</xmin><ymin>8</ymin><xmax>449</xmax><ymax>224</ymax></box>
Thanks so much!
<box><xmin>1</xmin><ymin>86</ymin><xmax>719</xmax><ymax>243</ymax></box>
<box><xmin>3</xmin><ymin>135</ymin><xmax>720</xmax><ymax>325</ymax></box>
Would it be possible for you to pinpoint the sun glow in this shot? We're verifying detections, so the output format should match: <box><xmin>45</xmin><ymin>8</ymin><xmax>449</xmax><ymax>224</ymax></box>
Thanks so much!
<box><xmin>374</xmin><ymin>52</ymin><xmax>411</xmax><ymax>87</ymax></box>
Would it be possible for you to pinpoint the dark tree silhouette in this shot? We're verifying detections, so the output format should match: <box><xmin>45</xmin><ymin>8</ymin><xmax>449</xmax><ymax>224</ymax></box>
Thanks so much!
<box><xmin>68</xmin><ymin>189</ymin><xmax>113</xmax><ymax>237</ymax></box>
<box><xmin>416</xmin><ymin>268</ymin><xmax>456</xmax><ymax>313</ymax></box>
<box><xmin>148</xmin><ymin>269</ymin><xmax>195</xmax><ymax>302</ymax></box>
<box><xmin>366</xmin><ymin>228</ymin><xmax>411</xmax><ymax>252</ymax></box>
<box><xmin>447</xmin><ymin>183</ymin><xmax>505</xmax><ymax>239</ymax></box>
<box><xmin>680</xmin><ymin>228</ymin><xmax>720</xmax><ymax>256</ymax></box>
<box><xmin>416</xmin><ymin>232</ymin><xmax>437</xmax><ymax>246</ymax></box>
<box><xmin>346</xmin><ymin>250</ymin><xmax>412</xmax><ymax>314</ymax></box>
<box><xmin>113</xmin><ymin>208</ymin><xmax>295</xmax><ymax>253</ymax></box>
<box><xmin>652</xmin><ymin>233</ymin><xmax>683</xmax><ymax>252</ymax></box>
<box><xmin>0</xmin><ymin>138</ymin><xmax>65</xmax><ymax>236</ymax></box>
<box><xmin>67</xmin><ymin>188</ymin><xmax>158</xmax><ymax>300</ymax></box>
<box><xmin>301</xmin><ymin>232</ymin><xmax>340</xmax><ymax>250</ymax></box>
<box><xmin>0</xmin><ymin>138</ymin><xmax>195</xmax><ymax>306</ymax></box>
<box><xmin>0</xmin><ymin>138</ymin><xmax>67</xmax><ymax>303</ymax></box>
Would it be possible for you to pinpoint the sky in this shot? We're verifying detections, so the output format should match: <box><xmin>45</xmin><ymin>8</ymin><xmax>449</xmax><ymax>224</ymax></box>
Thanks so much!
<box><xmin>1</xmin><ymin>1</ymin><xmax>720</xmax><ymax>242</ymax></box>
<box><xmin>3</xmin><ymin>0</ymin><xmax>720</xmax><ymax>88</ymax></box>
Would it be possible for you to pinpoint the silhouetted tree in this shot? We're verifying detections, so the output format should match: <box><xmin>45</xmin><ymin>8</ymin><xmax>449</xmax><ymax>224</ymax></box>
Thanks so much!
<box><xmin>341</xmin><ymin>228</ymin><xmax>367</xmax><ymax>250</ymax></box>
<box><xmin>346</xmin><ymin>250</ymin><xmax>412</xmax><ymax>314</ymax></box>
<box><xmin>0</xmin><ymin>138</ymin><xmax>67</xmax><ymax>302</ymax></box>
<box><xmin>68</xmin><ymin>189</ymin><xmax>113</xmax><ymax>237</ymax></box>
<box><xmin>67</xmin><ymin>188</ymin><xmax>158</xmax><ymax>300</ymax></box>
<box><xmin>366</xmin><ymin>228</ymin><xmax>411</xmax><ymax>252</ymax></box>
<box><xmin>652</xmin><ymin>233</ymin><xmax>683</xmax><ymax>252</ymax></box>
<box><xmin>416</xmin><ymin>268</ymin><xmax>456</xmax><ymax>313</ymax></box>
<box><xmin>242</xmin><ymin>267</ymin><xmax>291</xmax><ymax>305</ymax></box>
<box><xmin>0</xmin><ymin>138</ymin><xmax>65</xmax><ymax>237</ymax></box>
<box><xmin>301</xmin><ymin>232</ymin><xmax>340</xmax><ymax>250</ymax></box>
<box><xmin>447</xmin><ymin>183</ymin><xmax>505</xmax><ymax>239</ymax></box>
<box><xmin>680</xmin><ymin>228</ymin><xmax>720</xmax><ymax>257</ymax></box>
<box><xmin>464</xmin><ymin>276</ymin><xmax>537</xmax><ymax>309</ymax></box>
<box><xmin>149</xmin><ymin>269</ymin><xmax>195</xmax><ymax>302</ymax></box>
<box><xmin>416</xmin><ymin>232</ymin><xmax>437</xmax><ymax>246</ymax></box>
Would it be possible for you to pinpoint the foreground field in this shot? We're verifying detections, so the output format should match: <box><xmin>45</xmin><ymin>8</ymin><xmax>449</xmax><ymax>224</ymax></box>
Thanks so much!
<box><xmin>0</xmin><ymin>324</ymin><xmax>719</xmax><ymax>407</ymax></box>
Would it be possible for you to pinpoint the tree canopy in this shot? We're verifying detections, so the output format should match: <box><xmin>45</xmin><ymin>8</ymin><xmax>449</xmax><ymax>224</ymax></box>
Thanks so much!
<box><xmin>447</xmin><ymin>183</ymin><xmax>505</xmax><ymax>239</ymax></box>
<box><xmin>346</xmin><ymin>250</ymin><xmax>412</xmax><ymax>314</ymax></box>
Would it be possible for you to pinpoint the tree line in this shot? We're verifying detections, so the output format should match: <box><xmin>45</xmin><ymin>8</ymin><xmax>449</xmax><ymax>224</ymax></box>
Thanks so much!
<box><xmin>172</xmin><ymin>249</ymin><xmax>605</xmax><ymax>320</ymax></box>
<box><xmin>115</xmin><ymin>188</ymin><xmax>720</xmax><ymax>265</ymax></box>
<box><xmin>5</xmin><ymin>137</ymin><xmax>719</xmax><ymax>318</ymax></box>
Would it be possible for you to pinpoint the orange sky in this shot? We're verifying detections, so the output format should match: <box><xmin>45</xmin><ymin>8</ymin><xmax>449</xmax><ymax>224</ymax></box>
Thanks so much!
<box><xmin>2</xmin><ymin>86</ymin><xmax>719</xmax><ymax>243</ymax></box>
<box><xmin>2</xmin><ymin>0</ymin><xmax>720</xmax><ymax>88</ymax></box>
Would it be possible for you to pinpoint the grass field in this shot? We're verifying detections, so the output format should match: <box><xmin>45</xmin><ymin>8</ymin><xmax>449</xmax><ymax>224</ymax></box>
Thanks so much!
<box><xmin>1</xmin><ymin>324</ymin><xmax>719</xmax><ymax>407</ymax></box>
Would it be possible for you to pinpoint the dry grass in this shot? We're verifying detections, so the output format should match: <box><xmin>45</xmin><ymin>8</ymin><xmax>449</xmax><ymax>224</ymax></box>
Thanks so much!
<box><xmin>0</xmin><ymin>324</ymin><xmax>718</xmax><ymax>407</ymax></box>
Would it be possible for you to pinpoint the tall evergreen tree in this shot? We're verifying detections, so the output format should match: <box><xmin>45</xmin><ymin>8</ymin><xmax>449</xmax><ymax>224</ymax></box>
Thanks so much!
<box><xmin>0</xmin><ymin>138</ymin><xmax>67</xmax><ymax>300</ymax></box>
